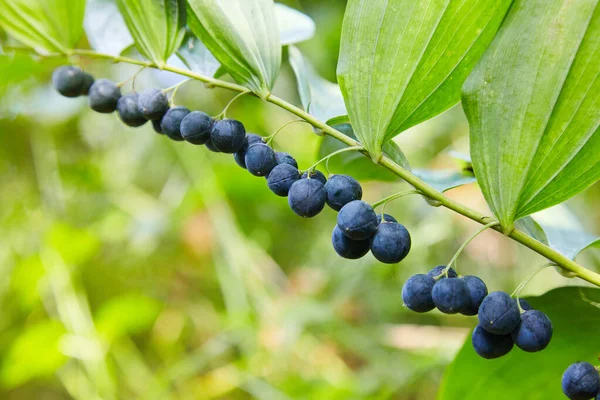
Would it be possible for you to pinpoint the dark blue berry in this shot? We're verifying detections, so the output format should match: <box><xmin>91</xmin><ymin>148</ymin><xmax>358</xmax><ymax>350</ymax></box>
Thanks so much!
<box><xmin>245</xmin><ymin>143</ymin><xmax>276</xmax><ymax>176</ymax></box>
<box><xmin>511</xmin><ymin>310</ymin><xmax>553</xmax><ymax>352</ymax></box>
<box><xmin>275</xmin><ymin>152</ymin><xmax>298</xmax><ymax>168</ymax></box>
<box><xmin>402</xmin><ymin>274</ymin><xmax>436</xmax><ymax>313</ymax></box>
<box><xmin>234</xmin><ymin>134</ymin><xmax>264</xmax><ymax>168</ymax></box>
<box><xmin>324</xmin><ymin>174</ymin><xmax>362</xmax><ymax>211</ymax></box>
<box><xmin>431</xmin><ymin>277</ymin><xmax>469</xmax><ymax>314</ymax></box>
<box><xmin>88</xmin><ymin>79</ymin><xmax>121</xmax><ymax>113</ymax></box>
<box><xmin>376</xmin><ymin>214</ymin><xmax>397</xmax><ymax>224</ymax></box>
<box><xmin>562</xmin><ymin>362</ymin><xmax>600</xmax><ymax>400</ymax></box>
<box><xmin>181</xmin><ymin>111</ymin><xmax>213</xmax><ymax>145</ymax></box>
<box><xmin>472</xmin><ymin>325</ymin><xmax>514</xmax><ymax>359</ymax></box>
<box><xmin>427</xmin><ymin>265</ymin><xmax>458</xmax><ymax>279</ymax></box>
<box><xmin>205</xmin><ymin>138</ymin><xmax>219</xmax><ymax>152</ymax></box>
<box><xmin>137</xmin><ymin>88</ymin><xmax>169</xmax><ymax>120</ymax></box>
<box><xmin>369</xmin><ymin>222</ymin><xmax>411</xmax><ymax>264</ymax></box>
<box><xmin>478</xmin><ymin>292</ymin><xmax>520</xmax><ymax>335</ymax></box>
<box><xmin>337</xmin><ymin>200</ymin><xmax>378</xmax><ymax>240</ymax></box>
<box><xmin>288</xmin><ymin>178</ymin><xmax>326</xmax><ymax>218</ymax></box>
<box><xmin>267</xmin><ymin>164</ymin><xmax>300</xmax><ymax>197</ymax></box>
<box><xmin>161</xmin><ymin>106</ymin><xmax>190</xmax><ymax>141</ymax></box>
<box><xmin>461</xmin><ymin>276</ymin><xmax>488</xmax><ymax>316</ymax></box>
<box><xmin>81</xmin><ymin>72</ymin><xmax>95</xmax><ymax>95</ymax></box>
<box><xmin>152</xmin><ymin>119</ymin><xmax>163</xmax><ymax>134</ymax></box>
<box><xmin>211</xmin><ymin>119</ymin><xmax>246</xmax><ymax>153</ymax></box>
<box><xmin>331</xmin><ymin>225</ymin><xmax>370</xmax><ymax>259</ymax></box>
<box><xmin>52</xmin><ymin>66</ymin><xmax>86</xmax><ymax>97</ymax></box>
<box><xmin>116</xmin><ymin>93</ymin><xmax>146</xmax><ymax>127</ymax></box>
<box><xmin>301</xmin><ymin>170</ymin><xmax>327</xmax><ymax>185</ymax></box>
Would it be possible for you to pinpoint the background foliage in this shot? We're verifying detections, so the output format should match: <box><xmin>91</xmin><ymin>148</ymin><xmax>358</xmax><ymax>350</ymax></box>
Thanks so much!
<box><xmin>0</xmin><ymin>0</ymin><xmax>599</xmax><ymax>399</ymax></box>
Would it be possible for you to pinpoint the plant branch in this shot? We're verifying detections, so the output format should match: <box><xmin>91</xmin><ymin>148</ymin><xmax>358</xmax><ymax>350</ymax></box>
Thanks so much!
<box><xmin>59</xmin><ymin>49</ymin><xmax>600</xmax><ymax>288</ymax></box>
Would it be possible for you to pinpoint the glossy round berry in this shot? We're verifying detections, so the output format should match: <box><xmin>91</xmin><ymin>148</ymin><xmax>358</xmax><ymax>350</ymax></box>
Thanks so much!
<box><xmin>472</xmin><ymin>325</ymin><xmax>514</xmax><ymax>359</ymax></box>
<box><xmin>337</xmin><ymin>200</ymin><xmax>378</xmax><ymax>240</ymax></box>
<box><xmin>52</xmin><ymin>66</ymin><xmax>86</xmax><ymax>97</ymax></box>
<box><xmin>161</xmin><ymin>106</ymin><xmax>190</xmax><ymax>141</ymax></box>
<box><xmin>245</xmin><ymin>143</ymin><xmax>276</xmax><ymax>177</ymax></box>
<box><xmin>402</xmin><ymin>274</ymin><xmax>436</xmax><ymax>313</ymax></box>
<box><xmin>267</xmin><ymin>164</ymin><xmax>300</xmax><ymax>197</ymax></box>
<box><xmin>432</xmin><ymin>277</ymin><xmax>469</xmax><ymax>314</ymax></box>
<box><xmin>205</xmin><ymin>139</ymin><xmax>219</xmax><ymax>152</ymax></box>
<box><xmin>137</xmin><ymin>88</ymin><xmax>169</xmax><ymax>120</ymax></box>
<box><xmin>181</xmin><ymin>111</ymin><xmax>213</xmax><ymax>145</ymax></box>
<box><xmin>461</xmin><ymin>276</ymin><xmax>488</xmax><ymax>316</ymax></box>
<box><xmin>511</xmin><ymin>310</ymin><xmax>553</xmax><ymax>352</ymax></box>
<box><xmin>152</xmin><ymin>119</ymin><xmax>163</xmax><ymax>134</ymax></box>
<box><xmin>562</xmin><ymin>362</ymin><xmax>600</xmax><ymax>400</ymax></box>
<box><xmin>324</xmin><ymin>174</ymin><xmax>362</xmax><ymax>211</ymax></box>
<box><xmin>301</xmin><ymin>170</ymin><xmax>327</xmax><ymax>185</ymax></box>
<box><xmin>275</xmin><ymin>152</ymin><xmax>298</xmax><ymax>168</ymax></box>
<box><xmin>116</xmin><ymin>93</ymin><xmax>146</xmax><ymax>127</ymax></box>
<box><xmin>376</xmin><ymin>214</ymin><xmax>397</xmax><ymax>224</ymax></box>
<box><xmin>234</xmin><ymin>134</ymin><xmax>264</xmax><ymax>168</ymax></box>
<box><xmin>478</xmin><ymin>292</ymin><xmax>520</xmax><ymax>335</ymax></box>
<box><xmin>80</xmin><ymin>72</ymin><xmax>95</xmax><ymax>95</ymax></box>
<box><xmin>88</xmin><ymin>79</ymin><xmax>121</xmax><ymax>113</ymax></box>
<box><xmin>427</xmin><ymin>265</ymin><xmax>458</xmax><ymax>279</ymax></box>
<box><xmin>331</xmin><ymin>225</ymin><xmax>370</xmax><ymax>259</ymax></box>
<box><xmin>211</xmin><ymin>119</ymin><xmax>246</xmax><ymax>153</ymax></box>
<box><xmin>370</xmin><ymin>222</ymin><xmax>411</xmax><ymax>264</ymax></box>
<box><xmin>288</xmin><ymin>178</ymin><xmax>326</xmax><ymax>218</ymax></box>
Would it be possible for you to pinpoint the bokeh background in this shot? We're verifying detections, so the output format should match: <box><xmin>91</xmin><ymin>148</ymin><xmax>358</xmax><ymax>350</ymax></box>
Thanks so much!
<box><xmin>1</xmin><ymin>0</ymin><xmax>599</xmax><ymax>399</ymax></box>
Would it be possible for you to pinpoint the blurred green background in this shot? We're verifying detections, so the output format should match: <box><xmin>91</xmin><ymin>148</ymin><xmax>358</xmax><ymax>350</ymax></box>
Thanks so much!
<box><xmin>1</xmin><ymin>1</ymin><xmax>599</xmax><ymax>399</ymax></box>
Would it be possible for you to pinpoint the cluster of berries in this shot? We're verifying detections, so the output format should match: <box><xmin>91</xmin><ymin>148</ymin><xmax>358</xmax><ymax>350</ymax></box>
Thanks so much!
<box><xmin>52</xmin><ymin>66</ymin><xmax>412</xmax><ymax>265</ymax></box>
<box><xmin>402</xmin><ymin>266</ymin><xmax>553</xmax><ymax>359</ymax></box>
<box><xmin>562</xmin><ymin>362</ymin><xmax>600</xmax><ymax>399</ymax></box>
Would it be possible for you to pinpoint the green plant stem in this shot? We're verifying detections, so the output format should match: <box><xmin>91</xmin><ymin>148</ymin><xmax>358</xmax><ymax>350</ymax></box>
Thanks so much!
<box><xmin>214</xmin><ymin>90</ymin><xmax>251</xmax><ymax>119</ymax></box>
<box><xmin>63</xmin><ymin>49</ymin><xmax>600</xmax><ymax>287</ymax></box>
<box><xmin>265</xmin><ymin>119</ymin><xmax>307</xmax><ymax>146</ymax></box>
<box><xmin>372</xmin><ymin>190</ymin><xmax>422</xmax><ymax>209</ymax></box>
<box><xmin>441</xmin><ymin>221</ymin><xmax>500</xmax><ymax>277</ymax></box>
<box><xmin>511</xmin><ymin>263</ymin><xmax>552</xmax><ymax>312</ymax></box>
<box><xmin>304</xmin><ymin>146</ymin><xmax>363</xmax><ymax>173</ymax></box>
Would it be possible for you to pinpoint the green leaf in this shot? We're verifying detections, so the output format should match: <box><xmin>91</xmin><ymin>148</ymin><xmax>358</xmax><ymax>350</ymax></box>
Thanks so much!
<box><xmin>517</xmin><ymin>205</ymin><xmax>600</xmax><ymax>261</ymax></box>
<box><xmin>0</xmin><ymin>320</ymin><xmax>67</xmax><ymax>388</ymax></box>
<box><xmin>413</xmin><ymin>169</ymin><xmax>476</xmax><ymax>193</ymax></box>
<box><xmin>275</xmin><ymin>3</ymin><xmax>316</xmax><ymax>45</ymax></box>
<box><xmin>0</xmin><ymin>0</ymin><xmax>86</xmax><ymax>53</ymax></box>
<box><xmin>465</xmin><ymin>0</ymin><xmax>600</xmax><ymax>232</ymax></box>
<box><xmin>176</xmin><ymin>33</ymin><xmax>221</xmax><ymax>77</ymax></box>
<box><xmin>337</xmin><ymin>0</ymin><xmax>512</xmax><ymax>160</ymax></box>
<box><xmin>95</xmin><ymin>294</ymin><xmax>161</xmax><ymax>340</ymax></box>
<box><xmin>288</xmin><ymin>46</ymin><xmax>347</xmax><ymax>123</ymax></box>
<box><xmin>186</xmin><ymin>0</ymin><xmax>281</xmax><ymax>98</ymax></box>
<box><xmin>439</xmin><ymin>287</ymin><xmax>600</xmax><ymax>400</ymax></box>
<box><xmin>84</xmin><ymin>0</ymin><xmax>133</xmax><ymax>56</ymax></box>
<box><xmin>116</xmin><ymin>0</ymin><xmax>186</xmax><ymax>67</ymax></box>
<box><xmin>318</xmin><ymin>123</ymin><xmax>410</xmax><ymax>182</ymax></box>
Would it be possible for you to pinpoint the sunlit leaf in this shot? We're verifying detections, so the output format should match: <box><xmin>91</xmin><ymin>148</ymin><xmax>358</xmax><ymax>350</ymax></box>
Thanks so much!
<box><xmin>186</xmin><ymin>0</ymin><xmax>281</xmax><ymax>98</ymax></box>
<box><xmin>465</xmin><ymin>0</ymin><xmax>600</xmax><ymax>232</ymax></box>
<box><xmin>439</xmin><ymin>287</ymin><xmax>600</xmax><ymax>400</ymax></box>
<box><xmin>0</xmin><ymin>321</ymin><xmax>67</xmax><ymax>388</ymax></box>
<box><xmin>275</xmin><ymin>3</ymin><xmax>316</xmax><ymax>45</ymax></box>
<box><xmin>0</xmin><ymin>0</ymin><xmax>86</xmax><ymax>53</ymax></box>
<box><xmin>337</xmin><ymin>0</ymin><xmax>512</xmax><ymax>160</ymax></box>
<box><xmin>318</xmin><ymin>123</ymin><xmax>410</xmax><ymax>182</ymax></box>
<box><xmin>95</xmin><ymin>294</ymin><xmax>161</xmax><ymax>340</ymax></box>
<box><xmin>116</xmin><ymin>0</ymin><xmax>186</xmax><ymax>67</ymax></box>
<box><xmin>288</xmin><ymin>45</ymin><xmax>347</xmax><ymax>123</ymax></box>
<box><xmin>84</xmin><ymin>0</ymin><xmax>133</xmax><ymax>56</ymax></box>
